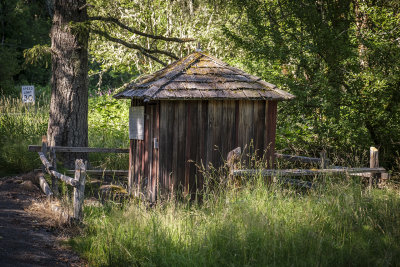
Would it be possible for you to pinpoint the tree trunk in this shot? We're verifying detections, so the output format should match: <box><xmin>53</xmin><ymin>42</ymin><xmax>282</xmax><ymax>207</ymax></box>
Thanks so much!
<box><xmin>48</xmin><ymin>0</ymin><xmax>88</xmax><ymax>168</ymax></box>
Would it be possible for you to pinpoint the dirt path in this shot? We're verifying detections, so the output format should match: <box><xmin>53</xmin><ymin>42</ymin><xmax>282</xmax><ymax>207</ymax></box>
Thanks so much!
<box><xmin>0</xmin><ymin>174</ymin><xmax>85</xmax><ymax>267</ymax></box>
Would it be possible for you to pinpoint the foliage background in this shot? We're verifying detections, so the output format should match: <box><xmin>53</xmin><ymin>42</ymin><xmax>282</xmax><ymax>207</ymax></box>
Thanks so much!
<box><xmin>0</xmin><ymin>0</ymin><xmax>399</xmax><ymax>174</ymax></box>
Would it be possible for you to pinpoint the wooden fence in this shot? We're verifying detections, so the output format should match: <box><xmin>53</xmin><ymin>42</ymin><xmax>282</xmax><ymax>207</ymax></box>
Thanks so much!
<box><xmin>32</xmin><ymin>135</ymin><xmax>388</xmax><ymax>220</ymax></box>
<box><xmin>38</xmin><ymin>152</ymin><xmax>86</xmax><ymax>220</ymax></box>
<box><xmin>229</xmin><ymin>147</ymin><xmax>388</xmax><ymax>189</ymax></box>
<box><xmin>28</xmin><ymin>137</ymin><xmax>129</xmax><ymax>178</ymax></box>
<box><xmin>29</xmin><ymin>136</ymin><xmax>129</xmax><ymax>221</ymax></box>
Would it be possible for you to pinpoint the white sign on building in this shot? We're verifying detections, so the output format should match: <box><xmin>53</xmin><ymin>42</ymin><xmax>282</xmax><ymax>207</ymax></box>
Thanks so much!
<box><xmin>129</xmin><ymin>106</ymin><xmax>144</xmax><ymax>140</ymax></box>
<box><xmin>21</xmin><ymin>85</ymin><xmax>35</xmax><ymax>103</ymax></box>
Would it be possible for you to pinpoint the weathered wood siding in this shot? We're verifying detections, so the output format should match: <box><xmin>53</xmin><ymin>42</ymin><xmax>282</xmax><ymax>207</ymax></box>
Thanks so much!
<box><xmin>129</xmin><ymin>100</ymin><xmax>159</xmax><ymax>201</ymax></box>
<box><xmin>129</xmin><ymin>99</ymin><xmax>277</xmax><ymax>199</ymax></box>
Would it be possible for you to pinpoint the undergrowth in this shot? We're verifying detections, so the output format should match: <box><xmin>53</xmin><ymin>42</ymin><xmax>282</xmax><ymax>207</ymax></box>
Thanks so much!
<box><xmin>70</xmin><ymin>175</ymin><xmax>400</xmax><ymax>267</ymax></box>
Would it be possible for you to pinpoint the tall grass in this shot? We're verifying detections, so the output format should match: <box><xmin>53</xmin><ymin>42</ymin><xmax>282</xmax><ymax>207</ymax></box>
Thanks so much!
<box><xmin>70</xmin><ymin>175</ymin><xmax>400</xmax><ymax>267</ymax></box>
<box><xmin>0</xmin><ymin>94</ymin><xmax>130</xmax><ymax>176</ymax></box>
<box><xmin>0</xmin><ymin>95</ymin><xmax>49</xmax><ymax>175</ymax></box>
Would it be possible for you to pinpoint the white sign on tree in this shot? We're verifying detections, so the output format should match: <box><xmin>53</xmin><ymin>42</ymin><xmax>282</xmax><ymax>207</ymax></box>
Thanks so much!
<box><xmin>22</xmin><ymin>85</ymin><xmax>35</xmax><ymax>103</ymax></box>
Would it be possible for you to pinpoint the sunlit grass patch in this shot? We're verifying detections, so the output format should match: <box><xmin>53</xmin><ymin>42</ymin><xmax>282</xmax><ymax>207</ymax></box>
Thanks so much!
<box><xmin>70</xmin><ymin>176</ymin><xmax>400</xmax><ymax>267</ymax></box>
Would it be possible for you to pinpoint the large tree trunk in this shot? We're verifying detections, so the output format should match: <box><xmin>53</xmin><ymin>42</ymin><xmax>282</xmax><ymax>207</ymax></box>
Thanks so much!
<box><xmin>48</xmin><ymin>0</ymin><xmax>88</xmax><ymax>168</ymax></box>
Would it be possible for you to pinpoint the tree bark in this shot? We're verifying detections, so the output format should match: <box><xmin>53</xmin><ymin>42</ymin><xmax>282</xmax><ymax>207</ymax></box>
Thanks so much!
<box><xmin>48</xmin><ymin>0</ymin><xmax>88</xmax><ymax>168</ymax></box>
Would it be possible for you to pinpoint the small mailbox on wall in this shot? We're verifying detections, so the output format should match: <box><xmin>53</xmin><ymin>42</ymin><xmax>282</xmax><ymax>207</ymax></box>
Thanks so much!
<box><xmin>129</xmin><ymin>106</ymin><xmax>144</xmax><ymax>140</ymax></box>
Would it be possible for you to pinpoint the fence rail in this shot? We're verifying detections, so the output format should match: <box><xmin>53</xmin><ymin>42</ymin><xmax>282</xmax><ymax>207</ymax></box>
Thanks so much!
<box><xmin>29</xmin><ymin>145</ymin><xmax>129</xmax><ymax>154</ymax></box>
<box><xmin>29</xmin><ymin>135</ymin><xmax>130</xmax><ymax>221</ymax></box>
<box><xmin>37</xmin><ymin>151</ymin><xmax>86</xmax><ymax>220</ymax></box>
<box><xmin>233</xmin><ymin>167</ymin><xmax>386</xmax><ymax>177</ymax></box>
<box><xmin>65</xmin><ymin>169</ymin><xmax>129</xmax><ymax>176</ymax></box>
<box><xmin>38</xmin><ymin>152</ymin><xmax>79</xmax><ymax>187</ymax></box>
<box><xmin>229</xmin><ymin>146</ymin><xmax>387</xmax><ymax>189</ymax></box>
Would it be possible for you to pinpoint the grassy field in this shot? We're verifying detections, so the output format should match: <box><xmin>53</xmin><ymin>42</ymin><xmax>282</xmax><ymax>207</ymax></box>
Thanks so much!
<box><xmin>70</xmin><ymin>176</ymin><xmax>400</xmax><ymax>266</ymax></box>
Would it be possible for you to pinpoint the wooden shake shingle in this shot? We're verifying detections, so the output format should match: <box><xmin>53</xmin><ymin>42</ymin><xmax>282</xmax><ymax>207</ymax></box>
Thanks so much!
<box><xmin>114</xmin><ymin>52</ymin><xmax>294</xmax><ymax>101</ymax></box>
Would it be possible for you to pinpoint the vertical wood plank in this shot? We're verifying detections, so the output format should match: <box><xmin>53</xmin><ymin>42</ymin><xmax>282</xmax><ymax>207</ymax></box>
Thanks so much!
<box><xmin>195</xmin><ymin>100</ymin><xmax>208</xmax><ymax>193</ymax></box>
<box><xmin>166</xmin><ymin>102</ymin><xmax>175</xmax><ymax>193</ymax></box>
<box><xmin>225</xmin><ymin>100</ymin><xmax>236</xmax><ymax>157</ymax></box>
<box><xmin>206</xmin><ymin>101</ymin><xmax>213</xmax><ymax>169</ymax></box>
<box><xmin>234</xmin><ymin>101</ymin><xmax>240</xmax><ymax>148</ymax></box>
<box><xmin>238</xmin><ymin>101</ymin><xmax>245</xmax><ymax>152</ymax></box>
<box><xmin>128</xmin><ymin>139</ymin><xmax>134</xmax><ymax>195</ymax></box>
<box><xmin>207</xmin><ymin>101</ymin><xmax>223</xmax><ymax>168</ymax></box>
<box><xmin>253</xmin><ymin>101</ymin><xmax>265</xmax><ymax>159</ymax></box>
<box><xmin>172</xmin><ymin>102</ymin><xmax>179</xmax><ymax>194</ymax></box>
<box><xmin>264</xmin><ymin>101</ymin><xmax>269</xmax><ymax>165</ymax></box>
<box><xmin>238</xmin><ymin>101</ymin><xmax>254</xmax><ymax>163</ymax></box>
<box><xmin>220</xmin><ymin>101</ymin><xmax>228</xmax><ymax>160</ymax></box>
<box><xmin>151</xmin><ymin>103</ymin><xmax>160</xmax><ymax>201</ymax></box>
<box><xmin>184</xmin><ymin>103</ymin><xmax>192</xmax><ymax>196</ymax></box>
<box><xmin>137</xmin><ymin>139</ymin><xmax>142</xmax><ymax>193</ymax></box>
<box><xmin>141</xmin><ymin>106</ymin><xmax>148</xmax><ymax>192</ymax></box>
<box><xmin>147</xmin><ymin>106</ymin><xmax>153</xmax><ymax>198</ymax></box>
<box><xmin>129</xmin><ymin>99</ymin><xmax>134</xmax><ymax>195</ymax></box>
<box><xmin>246</xmin><ymin>101</ymin><xmax>255</xmax><ymax>156</ymax></box>
<box><xmin>134</xmin><ymin>140</ymin><xmax>139</xmax><ymax>194</ymax></box>
<box><xmin>159</xmin><ymin>102</ymin><xmax>168</xmax><ymax>195</ymax></box>
<box><xmin>216</xmin><ymin>101</ymin><xmax>225</xmax><ymax>167</ymax></box>
<box><xmin>177</xmin><ymin>102</ymin><xmax>187</xmax><ymax>195</ymax></box>
<box><xmin>195</xmin><ymin>101</ymin><xmax>202</xmax><ymax>194</ymax></box>
<box><xmin>266</xmin><ymin>101</ymin><xmax>277</xmax><ymax>168</ymax></box>
<box><xmin>187</xmin><ymin>101</ymin><xmax>199</xmax><ymax>197</ymax></box>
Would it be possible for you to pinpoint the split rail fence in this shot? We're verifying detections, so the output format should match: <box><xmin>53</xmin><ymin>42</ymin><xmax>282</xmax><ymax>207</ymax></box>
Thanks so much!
<box><xmin>228</xmin><ymin>147</ymin><xmax>388</xmax><ymax>189</ymax></box>
<box><xmin>29</xmin><ymin>136</ymin><xmax>129</xmax><ymax>221</ymax></box>
<box><xmin>31</xmin><ymin>135</ymin><xmax>389</xmax><ymax>220</ymax></box>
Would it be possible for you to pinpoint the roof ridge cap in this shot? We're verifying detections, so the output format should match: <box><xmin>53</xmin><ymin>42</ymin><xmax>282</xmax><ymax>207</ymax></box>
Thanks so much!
<box><xmin>143</xmin><ymin>53</ymin><xmax>204</xmax><ymax>99</ymax></box>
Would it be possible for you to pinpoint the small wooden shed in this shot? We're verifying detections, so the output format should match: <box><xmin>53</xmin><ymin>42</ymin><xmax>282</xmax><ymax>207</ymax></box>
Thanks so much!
<box><xmin>114</xmin><ymin>52</ymin><xmax>294</xmax><ymax>200</ymax></box>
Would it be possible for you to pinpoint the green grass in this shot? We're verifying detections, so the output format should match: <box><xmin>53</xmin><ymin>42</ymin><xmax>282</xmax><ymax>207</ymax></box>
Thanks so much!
<box><xmin>0</xmin><ymin>94</ymin><xmax>130</xmax><ymax>176</ymax></box>
<box><xmin>70</xmin><ymin>176</ymin><xmax>400</xmax><ymax>267</ymax></box>
<box><xmin>0</xmin><ymin>95</ymin><xmax>48</xmax><ymax>176</ymax></box>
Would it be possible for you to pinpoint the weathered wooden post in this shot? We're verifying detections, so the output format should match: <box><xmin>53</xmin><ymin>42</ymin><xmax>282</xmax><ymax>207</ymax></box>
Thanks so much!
<box><xmin>50</xmin><ymin>147</ymin><xmax>58</xmax><ymax>195</ymax></box>
<box><xmin>38</xmin><ymin>174</ymin><xmax>53</xmax><ymax>200</ymax></box>
<box><xmin>41</xmin><ymin>135</ymin><xmax>47</xmax><ymax>174</ymax></box>
<box><xmin>320</xmin><ymin>151</ymin><xmax>327</xmax><ymax>169</ymax></box>
<box><xmin>73</xmin><ymin>159</ymin><xmax>86</xmax><ymax>221</ymax></box>
<box><xmin>369</xmin><ymin>147</ymin><xmax>379</xmax><ymax>188</ymax></box>
<box><xmin>227</xmin><ymin>147</ymin><xmax>242</xmax><ymax>185</ymax></box>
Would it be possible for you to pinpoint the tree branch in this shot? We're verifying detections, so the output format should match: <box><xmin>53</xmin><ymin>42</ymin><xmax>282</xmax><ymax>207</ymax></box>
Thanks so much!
<box><xmin>89</xmin><ymin>16</ymin><xmax>195</xmax><ymax>43</ymax></box>
<box><xmin>141</xmin><ymin>51</ymin><xmax>167</xmax><ymax>66</ymax></box>
<box><xmin>91</xmin><ymin>28</ymin><xmax>175</xmax><ymax>62</ymax></box>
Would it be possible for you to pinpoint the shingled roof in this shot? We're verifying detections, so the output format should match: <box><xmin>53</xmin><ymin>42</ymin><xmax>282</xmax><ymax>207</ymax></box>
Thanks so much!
<box><xmin>113</xmin><ymin>52</ymin><xmax>295</xmax><ymax>101</ymax></box>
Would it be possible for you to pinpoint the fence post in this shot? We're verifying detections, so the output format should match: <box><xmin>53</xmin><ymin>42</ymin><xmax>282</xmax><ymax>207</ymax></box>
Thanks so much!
<box><xmin>227</xmin><ymin>147</ymin><xmax>241</xmax><ymax>184</ymax></box>
<box><xmin>41</xmin><ymin>135</ymin><xmax>47</xmax><ymax>174</ymax></box>
<box><xmin>50</xmin><ymin>147</ymin><xmax>58</xmax><ymax>195</ymax></box>
<box><xmin>73</xmin><ymin>159</ymin><xmax>86</xmax><ymax>221</ymax></box>
<box><xmin>320</xmin><ymin>151</ymin><xmax>327</xmax><ymax>169</ymax></box>
<box><xmin>369</xmin><ymin>147</ymin><xmax>379</xmax><ymax>188</ymax></box>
